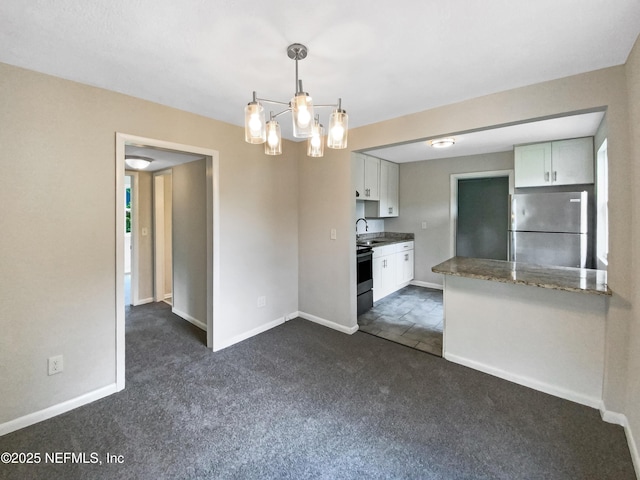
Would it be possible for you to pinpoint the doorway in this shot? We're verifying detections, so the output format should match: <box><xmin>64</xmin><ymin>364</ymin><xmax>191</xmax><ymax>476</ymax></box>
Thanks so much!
<box><xmin>115</xmin><ymin>133</ymin><xmax>220</xmax><ymax>392</ymax></box>
<box><xmin>456</xmin><ymin>176</ymin><xmax>509</xmax><ymax>260</ymax></box>
<box><xmin>450</xmin><ymin>169</ymin><xmax>514</xmax><ymax>258</ymax></box>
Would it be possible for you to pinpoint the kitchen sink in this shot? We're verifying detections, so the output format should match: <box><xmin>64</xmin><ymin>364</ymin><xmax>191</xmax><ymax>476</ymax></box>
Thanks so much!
<box><xmin>357</xmin><ymin>239</ymin><xmax>386</xmax><ymax>246</ymax></box>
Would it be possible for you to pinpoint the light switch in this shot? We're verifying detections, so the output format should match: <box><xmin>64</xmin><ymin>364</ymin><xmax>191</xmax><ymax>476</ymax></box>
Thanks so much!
<box><xmin>141</xmin><ymin>227</ymin><xmax>148</xmax><ymax>236</ymax></box>
<box><xmin>421</xmin><ymin>222</ymin><xmax>427</xmax><ymax>230</ymax></box>
<box><xmin>330</xmin><ymin>228</ymin><xmax>337</xmax><ymax>240</ymax></box>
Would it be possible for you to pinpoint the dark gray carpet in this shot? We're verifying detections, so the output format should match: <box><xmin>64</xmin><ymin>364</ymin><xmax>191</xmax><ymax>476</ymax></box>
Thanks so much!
<box><xmin>0</xmin><ymin>302</ymin><xmax>635</xmax><ymax>479</ymax></box>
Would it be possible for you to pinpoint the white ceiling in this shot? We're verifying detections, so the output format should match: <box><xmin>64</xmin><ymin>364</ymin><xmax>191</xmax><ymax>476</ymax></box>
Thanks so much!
<box><xmin>0</xmin><ymin>0</ymin><xmax>638</xmax><ymax>145</ymax></box>
<box><xmin>365</xmin><ymin>111</ymin><xmax>605</xmax><ymax>162</ymax></box>
<box><xmin>125</xmin><ymin>145</ymin><xmax>205</xmax><ymax>172</ymax></box>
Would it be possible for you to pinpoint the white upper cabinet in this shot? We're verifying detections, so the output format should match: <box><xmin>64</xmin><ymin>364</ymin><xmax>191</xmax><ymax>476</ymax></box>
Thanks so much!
<box><xmin>379</xmin><ymin>160</ymin><xmax>399</xmax><ymax>217</ymax></box>
<box><xmin>363</xmin><ymin>155</ymin><xmax>380</xmax><ymax>200</ymax></box>
<box><xmin>514</xmin><ymin>137</ymin><xmax>594</xmax><ymax>187</ymax></box>
<box><xmin>551</xmin><ymin>138</ymin><xmax>595</xmax><ymax>185</ymax></box>
<box><xmin>365</xmin><ymin>159</ymin><xmax>399</xmax><ymax>218</ymax></box>
<box><xmin>353</xmin><ymin>153</ymin><xmax>380</xmax><ymax>200</ymax></box>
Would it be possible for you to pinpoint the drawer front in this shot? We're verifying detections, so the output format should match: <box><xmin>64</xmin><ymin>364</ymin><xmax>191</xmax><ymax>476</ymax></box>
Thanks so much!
<box><xmin>396</xmin><ymin>241</ymin><xmax>414</xmax><ymax>252</ymax></box>
<box><xmin>372</xmin><ymin>244</ymin><xmax>396</xmax><ymax>258</ymax></box>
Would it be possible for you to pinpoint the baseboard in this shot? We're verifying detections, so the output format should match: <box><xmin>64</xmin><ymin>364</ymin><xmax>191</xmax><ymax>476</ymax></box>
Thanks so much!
<box><xmin>600</xmin><ymin>403</ymin><xmax>627</xmax><ymax>426</ymax></box>
<box><xmin>134</xmin><ymin>297</ymin><xmax>154</xmax><ymax>306</ymax></box>
<box><xmin>297</xmin><ymin>311</ymin><xmax>359</xmax><ymax>335</ymax></box>
<box><xmin>213</xmin><ymin>316</ymin><xmax>286</xmax><ymax>351</ymax></box>
<box><xmin>172</xmin><ymin>307</ymin><xmax>207</xmax><ymax>331</ymax></box>
<box><xmin>164</xmin><ymin>293</ymin><xmax>172</xmax><ymax>300</ymax></box>
<box><xmin>410</xmin><ymin>280</ymin><xmax>443</xmax><ymax>290</ymax></box>
<box><xmin>444</xmin><ymin>352</ymin><xmax>601</xmax><ymax>409</ymax></box>
<box><xmin>0</xmin><ymin>383</ymin><xmax>117</xmax><ymax>436</ymax></box>
<box><xmin>623</xmin><ymin>417</ymin><xmax>640</xmax><ymax>480</ymax></box>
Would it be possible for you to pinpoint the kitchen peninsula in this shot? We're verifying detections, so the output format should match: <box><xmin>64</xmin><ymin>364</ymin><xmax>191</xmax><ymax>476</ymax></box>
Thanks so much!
<box><xmin>432</xmin><ymin>256</ymin><xmax>611</xmax><ymax>409</ymax></box>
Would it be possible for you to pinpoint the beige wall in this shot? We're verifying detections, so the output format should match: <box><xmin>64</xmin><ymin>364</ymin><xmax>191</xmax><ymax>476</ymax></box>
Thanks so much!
<box><xmin>624</xmin><ymin>34</ymin><xmax>640</xmax><ymax>469</ymax></box>
<box><xmin>0</xmin><ymin>62</ymin><xmax>299</xmax><ymax>424</ymax></box>
<box><xmin>172</xmin><ymin>160</ymin><xmax>206</xmax><ymax>323</ymax></box>
<box><xmin>385</xmin><ymin>152</ymin><xmax>514</xmax><ymax>286</ymax></box>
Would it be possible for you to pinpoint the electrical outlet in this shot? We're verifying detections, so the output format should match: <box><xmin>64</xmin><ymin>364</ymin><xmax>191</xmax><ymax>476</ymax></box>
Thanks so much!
<box><xmin>257</xmin><ymin>296</ymin><xmax>266</xmax><ymax>308</ymax></box>
<box><xmin>48</xmin><ymin>355</ymin><xmax>63</xmax><ymax>375</ymax></box>
<box><xmin>421</xmin><ymin>222</ymin><xmax>427</xmax><ymax>229</ymax></box>
<box><xmin>330</xmin><ymin>228</ymin><xmax>337</xmax><ymax>240</ymax></box>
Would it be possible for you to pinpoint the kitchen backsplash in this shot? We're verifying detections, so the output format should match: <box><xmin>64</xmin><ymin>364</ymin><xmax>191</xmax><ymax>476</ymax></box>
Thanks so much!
<box><xmin>356</xmin><ymin>201</ymin><xmax>385</xmax><ymax>235</ymax></box>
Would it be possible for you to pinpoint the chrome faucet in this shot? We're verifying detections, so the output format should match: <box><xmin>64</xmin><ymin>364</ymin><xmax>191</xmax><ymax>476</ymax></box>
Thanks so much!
<box><xmin>355</xmin><ymin>217</ymin><xmax>368</xmax><ymax>240</ymax></box>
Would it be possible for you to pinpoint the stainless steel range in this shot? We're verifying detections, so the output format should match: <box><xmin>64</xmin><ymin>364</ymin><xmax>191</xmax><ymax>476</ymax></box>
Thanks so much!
<box><xmin>357</xmin><ymin>245</ymin><xmax>373</xmax><ymax>315</ymax></box>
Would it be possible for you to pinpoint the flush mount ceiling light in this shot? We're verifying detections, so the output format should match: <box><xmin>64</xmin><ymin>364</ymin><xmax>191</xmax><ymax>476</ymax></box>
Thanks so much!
<box><xmin>125</xmin><ymin>155</ymin><xmax>153</xmax><ymax>169</ymax></box>
<box><xmin>244</xmin><ymin>43</ymin><xmax>348</xmax><ymax>157</ymax></box>
<box><xmin>429</xmin><ymin>137</ymin><xmax>456</xmax><ymax>149</ymax></box>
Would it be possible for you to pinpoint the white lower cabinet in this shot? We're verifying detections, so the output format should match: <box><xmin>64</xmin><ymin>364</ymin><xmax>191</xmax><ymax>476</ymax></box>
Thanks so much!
<box><xmin>372</xmin><ymin>241</ymin><xmax>414</xmax><ymax>302</ymax></box>
<box><xmin>397</xmin><ymin>249</ymin><xmax>414</xmax><ymax>285</ymax></box>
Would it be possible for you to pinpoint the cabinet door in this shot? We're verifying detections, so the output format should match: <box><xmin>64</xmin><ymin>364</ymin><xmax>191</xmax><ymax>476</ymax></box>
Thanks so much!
<box><xmin>551</xmin><ymin>138</ymin><xmax>594</xmax><ymax>185</ymax></box>
<box><xmin>381</xmin><ymin>160</ymin><xmax>399</xmax><ymax>217</ymax></box>
<box><xmin>352</xmin><ymin>153</ymin><xmax>365</xmax><ymax>198</ymax></box>
<box><xmin>514</xmin><ymin>143</ymin><xmax>552</xmax><ymax>187</ymax></box>
<box><xmin>364</xmin><ymin>156</ymin><xmax>380</xmax><ymax>200</ymax></box>
<box><xmin>381</xmin><ymin>253</ymin><xmax>397</xmax><ymax>297</ymax></box>
<box><xmin>396</xmin><ymin>249</ymin><xmax>414</xmax><ymax>285</ymax></box>
<box><xmin>379</xmin><ymin>160</ymin><xmax>390</xmax><ymax>216</ymax></box>
<box><xmin>372</xmin><ymin>256</ymin><xmax>384</xmax><ymax>302</ymax></box>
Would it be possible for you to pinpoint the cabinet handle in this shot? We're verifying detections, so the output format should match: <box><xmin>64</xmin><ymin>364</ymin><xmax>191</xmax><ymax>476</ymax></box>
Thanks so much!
<box><xmin>544</xmin><ymin>171</ymin><xmax>550</xmax><ymax>182</ymax></box>
<box><xmin>553</xmin><ymin>171</ymin><xmax>557</xmax><ymax>181</ymax></box>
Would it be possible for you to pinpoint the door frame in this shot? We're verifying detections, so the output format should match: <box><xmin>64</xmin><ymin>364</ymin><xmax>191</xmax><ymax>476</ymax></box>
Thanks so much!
<box><xmin>449</xmin><ymin>169</ymin><xmax>514</xmax><ymax>257</ymax></box>
<box><xmin>125</xmin><ymin>171</ymin><xmax>140</xmax><ymax>305</ymax></box>
<box><xmin>115</xmin><ymin>133</ymin><xmax>220</xmax><ymax>391</ymax></box>
<box><xmin>153</xmin><ymin>169</ymin><xmax>173</xmax><ymax>303</ymax></box>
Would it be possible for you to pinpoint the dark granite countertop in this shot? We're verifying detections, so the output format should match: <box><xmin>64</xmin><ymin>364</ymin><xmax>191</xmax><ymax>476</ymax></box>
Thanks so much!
<box><xmin>432</xmin><ymin>256</ymin><xmax>612</xmax><ymax>296</ymax></box>
<box><xmin>356</xmin><ymin>232</ymin><xmax>414</xmax><ymax>248</ymax></box>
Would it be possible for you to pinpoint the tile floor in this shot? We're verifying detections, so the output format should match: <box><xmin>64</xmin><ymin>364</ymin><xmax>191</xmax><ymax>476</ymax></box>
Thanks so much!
<box><xmin>358</xmin><ymin>285</ymin><xmax>443</xmax><ymax>356</ymax></box>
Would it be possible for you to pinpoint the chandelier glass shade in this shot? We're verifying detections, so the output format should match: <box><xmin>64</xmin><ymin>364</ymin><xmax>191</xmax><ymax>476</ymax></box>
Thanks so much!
<box><xmin>264</xmin><ymin>118</ymin><xmax>282</xmax><ymax>155</ymax></box>
<box><xmin>307</xmin><ymin>116</ymin><xmax>325</xmax><ymax>157</ymax></box>
<box><xmin>244</xmin><ymin>43</ymin><xmax>348</xmax><ymax>157</ymax></box>
<box><xmin>244</xmin><ymin>98</ymin><xmax>266</xmax><ymax>144</ymax></box>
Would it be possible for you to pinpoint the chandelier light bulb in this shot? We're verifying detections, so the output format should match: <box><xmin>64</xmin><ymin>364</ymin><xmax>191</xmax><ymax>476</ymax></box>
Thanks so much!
<box><xmin>331</xmin><ymin>124</ymin><xmax>344</xmax><ymax>140</ymax></box>
<box><xmin>244</xmin><ymin>98</ymin><xmax>266</xmax><ymax>144</ymax></box>
<box><xmin>249</xmin><ymin>114</ymin><xmax>263</xmax><ymax>135</ymax></box>
<box><xmin>292</xmin><ymin>92</ymin><xmax>314</xmax><ymax>137</ymax></box>
<box><xmin>328</xmin><ymin>104</ymin><xmax>348</xmax><ymax>149</ymax></box>
<box><xmin>307</xmin><ymin>118</ymin><xmax>325</xmax><ymax>157</ymax></box>
<box><xmin>297</xmin><ymin>106</ymin><xmax>311</xmax><ymax>128</ymax></box>
<box><xmin>268</xmin><ymin>130</ymin><xmax>279</xmax><ymax>147</ymax></box>
<box><xmin>264</xmin><ymin>120</ymin><xmax>282</xmax><ymax>155</ymax></box>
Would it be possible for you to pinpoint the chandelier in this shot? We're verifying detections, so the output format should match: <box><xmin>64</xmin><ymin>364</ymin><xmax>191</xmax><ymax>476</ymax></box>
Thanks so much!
<box><xmin>244</xmin><ymin>43</ymin><xmax>348</xmax><ymax>157</ymax></box>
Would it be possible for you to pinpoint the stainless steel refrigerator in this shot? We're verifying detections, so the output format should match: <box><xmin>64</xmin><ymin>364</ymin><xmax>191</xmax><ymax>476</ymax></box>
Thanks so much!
<box><xmin>508</xmin><ymin>191</ymin><xmax>588</xmax><ymax>268</ymax></box>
